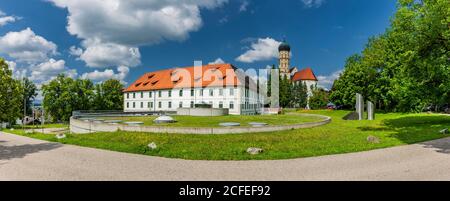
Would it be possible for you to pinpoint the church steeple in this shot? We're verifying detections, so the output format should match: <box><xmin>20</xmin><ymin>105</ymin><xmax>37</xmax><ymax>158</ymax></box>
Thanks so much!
<box><xmin>278</xmin><ymin>39</ymin><xmax>291</xmax><ymax>78</ymax></box>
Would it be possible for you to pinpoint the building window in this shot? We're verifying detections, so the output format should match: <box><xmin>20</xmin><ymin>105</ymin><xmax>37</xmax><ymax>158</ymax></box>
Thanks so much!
<box><xmin>141</xmin><ymin>92</ymin><xmax>143</xmax><ymax>98</ymax></box>
<box><xmin>190</xmin><ymin>101</ymin><xmax>194</xmax><ymax>108</ymax></box>
<box><xmin>158</xmin><ymin>91</ymin><xmax>162</xmax><ymax>97</ymax></box>
<box><xmin>229</xmin><ymin>101</ymin><xmax>234</xmax><ymax>109</ymax></box>
<box><xmin>219</xmin><ymin>101</ymin><xmax>223</xmax><ymax>109</ymax></box>
<box><xmin>127</xmin><ymin>102</ymin><xmax>129</xmax><ymax>108</ymax></box>
<box><xmin>168</xmin><ymin>90</ymin><xmax>172</xmax><ymax>97</ymax></box>
<box><xmin>127</xmin><ymin>93</ymin><xmax>129</xmax><ymax>99</ymax></box>
<box><xmin>209</xmin><ymin>89</ymin><xmax>214</xmax><ymax>96</ymax></box>
<box><xmin>229</xmin><ymin>88</ymin><xmax>234</xmax><ymax>96</ymax></box>
<box><xmin>158</xmin><ymin>102</ymin><xmax>162</xmax><ymax>108</ymax></box>
<box><xmin>179</xmin><ymin>102</ymin><xmax>183</xmax><ymax>108</ymax></box>
<box><xmin>219</xmin><ymin>88</ymin><xmax>223</xmax><ymax>96</ymax></box>
<box><xmin>148</xmin><ymin>102</ymin><xmax>153</xmax><ymax>109</ymax></box>
<box><xmin>168</xmin><ymin>101</ymin><xmax>172</xmax><ymax>108</ymax></box>
<box><xmin>200</xmin><ymin>89</ymin><xmax>204</xmax><ymax>96</ymax></box>
<box><xmin>209</xmin><ymin>101</ymin><xmax>213</xmax><ymax>107</ymax></box>
<box><xmin>191</xmin><ymin>89</ymin><xmax>194</xmax><ymax>96</ymax></box>
<box><xmin>140</xmin><ymin>102</ymin><xmax>143</xmax><ymax>108</ymax></box>
<box><xmin>133</xmin><ymin>93</ymin><xmax>136</xmax><ymax>99</ymax></box>
<box><xmin>149</xmin><ymin>91</ymin><xmax>152</xmax><ymax>98</ymax></box>
<box><xmin>133</xmin><ymin>102</ymin><xmax>136</xmax><ymax>108</ymax></box>
<box><xmin>179</xmin><ymin>89</ymin><xmax>183</xmax><ymax>97</ymax></box>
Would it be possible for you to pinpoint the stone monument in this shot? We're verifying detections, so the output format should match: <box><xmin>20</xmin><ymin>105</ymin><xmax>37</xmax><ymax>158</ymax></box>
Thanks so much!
<box><xmin>356</xmin><ymin>93</ymin><xmax>364</xmax><ymax>120</ymax></box>
<box><xmin>367</xmin><ymin>101</ymin><xmax>374</xmax><ymax>120</ymax></box>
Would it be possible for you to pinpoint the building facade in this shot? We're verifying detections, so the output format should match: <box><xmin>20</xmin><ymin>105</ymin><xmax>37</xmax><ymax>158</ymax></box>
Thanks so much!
<box><xmin>123</xmin><ymin>64</ymin><xmax>264</xmax><ymax>115</ymax></box>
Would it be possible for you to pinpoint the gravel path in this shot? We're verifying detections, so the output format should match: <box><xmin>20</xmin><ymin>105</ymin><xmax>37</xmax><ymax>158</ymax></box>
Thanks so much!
<box><xmin>1</xmin><ymin>132</ymin><xmax>449</xmax><ymax>181</ymax></box>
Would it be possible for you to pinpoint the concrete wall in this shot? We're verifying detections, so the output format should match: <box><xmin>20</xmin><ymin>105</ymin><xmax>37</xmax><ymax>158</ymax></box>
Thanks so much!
<box><xmin>70</xmin><ymin>114</ymin><xmax>331</xmax><ymax>135</ymax></box>
<box><xmin>177</xmin><ymin>108</ymin><xmax>229</xmax><ymax>116</ymax></box>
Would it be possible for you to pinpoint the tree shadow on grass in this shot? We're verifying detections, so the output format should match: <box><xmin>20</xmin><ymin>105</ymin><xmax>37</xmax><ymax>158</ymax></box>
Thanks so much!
<box><xmin>358</xmin><ymin>116</ymin><xmax>450</xmax><ymax>154</ymax></box>
<box><xmin>0</xmin><ymin>142</ymin><xmax>62</xmax><ymax>161</ymax></box>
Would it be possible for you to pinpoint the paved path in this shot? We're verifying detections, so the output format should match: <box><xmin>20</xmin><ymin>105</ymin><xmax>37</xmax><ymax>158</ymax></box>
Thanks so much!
<box><xmin>1</xmin><ymin>132</ymin><xmax>449</xmax><ymax>181</ymax></box>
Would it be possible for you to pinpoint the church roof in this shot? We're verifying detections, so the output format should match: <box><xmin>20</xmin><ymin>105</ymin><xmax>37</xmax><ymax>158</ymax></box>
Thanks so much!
<box><xmin>278</xmin><ymin>40</ymin><xmax>291</xmax><ymax>52</ymax></box>
<box><xmin>292</xmin><ymin>67</ymin><xmax>318</xmax><ymax>81</ymax></box>
<box><xmin>123</xmin><ymin>64</ymin><xmax>255</xmax><ymax>92</ymax></box>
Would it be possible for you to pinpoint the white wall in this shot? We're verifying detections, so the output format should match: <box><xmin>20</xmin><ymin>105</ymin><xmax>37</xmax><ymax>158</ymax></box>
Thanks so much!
<box><xmin>124</xmin><ymin>86</ymin><xmax>264</xmax><ymax>115</ymax></box>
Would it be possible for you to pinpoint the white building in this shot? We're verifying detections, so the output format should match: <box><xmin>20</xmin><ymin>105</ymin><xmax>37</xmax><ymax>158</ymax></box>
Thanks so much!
<box><xmin>123</xmin><ymin>64</ymin><xmax>265</xmax><ymax>115</ymax></box>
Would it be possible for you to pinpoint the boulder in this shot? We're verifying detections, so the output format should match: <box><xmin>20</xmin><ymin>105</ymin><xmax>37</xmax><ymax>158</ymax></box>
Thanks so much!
<box><xmin>439</xmin><ymin>128</ymin><xmax>449</xmax><ymax>134</ymax></box>
<box><xmin>153</xmin><ymin>116</ymin><xmax>176</xmax><ymax>124</ymax></box>
<box><xmin>367</xmin><ymin>135</ymin><xmax>380</xmax><ymax>144</ymax></box>
<box><xmin>56</xmin><ymin>134</ymin><xmax>66</xmax><ymax>139</ymax></box>
<box><xmin>247</xmin><ymin>147</ymin><xmax>264</xmax><ymax>155</ymax></box>
<box><xmin>148</xmin><ymin>142</ymin><xmax>157</xmax><ymax>150</ymax></box>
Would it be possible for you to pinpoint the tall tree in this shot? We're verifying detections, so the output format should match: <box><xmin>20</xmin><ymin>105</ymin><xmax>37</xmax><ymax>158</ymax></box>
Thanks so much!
<box><xmin>93</xmin><ymin>79</ymin><xmax>124</xmax><ymax>110</ymax></box>
<box><xmin>0</xmin><ymin>58</ymin><xmax>23</xmax><ymax>126</ymax></box>
<box><xmin>21</xmin><ymin>78</ymin><xmax>37</xmax><ymax>116</ymax></box>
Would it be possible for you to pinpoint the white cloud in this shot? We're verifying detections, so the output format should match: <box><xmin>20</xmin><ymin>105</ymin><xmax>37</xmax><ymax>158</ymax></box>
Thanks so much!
<box><xmin>209</xmin><ymin>58</ymin><xmax>225</xmax><ymax>64</ymax></box>
<box><xmin>239</xmin><ymin>0</ymin><xmax>249</xmax><ymax>12</ymax></box>
<box><xmin>0</xmin><ymin>10</ymin><xmax>18</xmax><ymax>27</ymax></box>
<box><xmin>236</xmin><ymin>37</ymin><xmax>281</xmax><ymax>63</ymax></box>
<box><xmin>81</xmin><ymin>66</ymin><xmax>129</xmax><ymax>83</ymax></box>
<box><xmin>317</xmin><ymin>70</ymin><xmax>342</xmax><ymax>90</ymax></box>
<box><xmin>30</xmin><ymin>59</ymin><xmax>78</xmax><ymax>82</ymax></box>
<box><xmin>0</xmin><ymin>28</ymin><xmax>57</xmax><ymax>63</ymax></box>
<box><xmin>301</xmin><ymin>0</ymin><xmax>325</xmax><ymax>8</ymax></box>
<box><xmin>78</xmin><ymin>43</ymin><xmax>141</xmax><ymax>68</ymax></box>
<box><xmin>48</xmin><ymin>0</ymin><xmax>228</xmax><ymax>68</ymax></box>
<box><xmin>69</xmin><ymin>46</ymin><xmax>83</xmax><ymax>56</ymax></box>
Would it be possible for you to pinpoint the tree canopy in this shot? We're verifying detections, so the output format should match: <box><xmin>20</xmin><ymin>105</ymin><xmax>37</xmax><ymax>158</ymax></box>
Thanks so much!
<box><xmin>331</xmin><ymin>0</ymin><xmax>449</xmax><ymax>112</ymax></box>
<box><xmin>0</xmin><ymin>58</ymin><xmax>23</xmax><ymax>125</ymax></box>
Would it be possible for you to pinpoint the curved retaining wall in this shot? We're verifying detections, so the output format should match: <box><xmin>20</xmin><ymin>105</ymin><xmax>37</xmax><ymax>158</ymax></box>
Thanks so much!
<box><xmin>70</xmin><ymin>114</ymin><xmax>331</xmax><ymax>135</ymax></box>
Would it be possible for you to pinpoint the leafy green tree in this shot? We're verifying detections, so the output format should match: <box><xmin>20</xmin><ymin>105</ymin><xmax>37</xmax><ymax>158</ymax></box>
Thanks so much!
<box><xmin>291</xmin><ymin>81</ymin><xmax>308</xmax><ymax>108</ymax></box>
<box><xmin>93</xmin><ymin>79</ymin><xmax>124</xmax><ymax>110</ymax></box>
<box><xmin>331</xmin><ymin>0</ymin><xmax>449</xmax><ymax>112</ymax></box>
<box><xmin>0</xmin><ymin>58</ymin><xmax>23</xmax><ymax>126</ymax></box>
<box><xmin>42</xmin><ymin>75</ymin><xmax>95</xmax><ymax>122</ymax></box>
<box><xmin>309</xmin><ymin>87</ymin><xmax>330</xmax><ymax>110</ymax></box>
<box><xmin>279</xmin><ymin>75</ymin><xmax>292</xmax><ymax>107</ymax></box>
<box><xmin>21</xmin><ymin>78</ymin><xmax>37</xmax><ymax>116</ymax></box>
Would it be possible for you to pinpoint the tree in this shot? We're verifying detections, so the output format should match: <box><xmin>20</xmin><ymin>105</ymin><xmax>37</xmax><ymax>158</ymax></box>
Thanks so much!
<box><xmin>279</xmin><ymin>74</ymin><xmax>292</xmax><ymax>107</ymax></box>
<box><xmin>309</xmin><ymin>87</ymin><xmax>330</xmax><ymax>110</ymax></box>
<box><xmin>291</xmin><ymin>81</ymin><xmax>308</xmax><ymax>108</ymax></box>
<box><xmin>93</xmin><ymin>79</ymin><xmax>124</xmax><ymax>110</ymax></box>
<box><xmin>330</xmin><ymin>0</ymin><xmax>450</xmax><ymax>112</ymax></box>
<box><xmin>0</xmin><ymin>58</ymin><xmax>23</xmax><ymax>126</ymax></box>
<box><xmin>21</xmin><ymin>78</ymin><xmax>37</xmax><ymax>116</ymax></box>
<box><xmin>42</xmin><ymin>75</ymin><xmax>95</xmax><ymax>122</ymax></box>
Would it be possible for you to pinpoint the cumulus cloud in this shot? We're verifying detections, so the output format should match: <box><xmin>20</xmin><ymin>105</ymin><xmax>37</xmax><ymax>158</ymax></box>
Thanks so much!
<box><xmin>0</xmin><ymin>10</ymin><xmax>18</xmax><ymax>27</ymax></box>
<box><xmin>78</xmin><ymin>43</ymin><xmax>141</xmax><ymax>68</ymax></box>
<box><xmin>209</xmin><ymin>58</ymin><xmax>226</xmax><ymax>64</ymax></box>
<box><xmin>30</xmin><ymin>59</ymin><xmax>78</xmax><ymax>82</ymax></box>
<box><xmin>317</xmin><ymin>70</ymin><xmax>342</xmax><ymax>90</ymax></box>
<box><xmin>48</xmin><ymin>0</ymin><xmax>228</xmax><ymax>68</ymax></box>
<box><xmin>81</xmin><ymin>66</ymin><xmax>129</xmax><ymax>83</ymax></box>
<box><xmin>0</xmin><ymin>28</ymin><xmax>57</xmax><ymax>63</ymax></box>
<box><xmin>301</xmin><ymin>0</ymin><xmax>325</xmax><ymax>8</ymax></box>
<box><xmin>236</xmin><ymin>37</ymin><xmax>281</xmax><ymax>63</ymax></box>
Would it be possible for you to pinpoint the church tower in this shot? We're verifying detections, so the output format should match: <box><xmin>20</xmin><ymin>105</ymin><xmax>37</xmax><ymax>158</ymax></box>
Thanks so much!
<box><xmin>278</xmin><ymin>39</ymin><xmax>291</xmax><ymax>78</ymax></box>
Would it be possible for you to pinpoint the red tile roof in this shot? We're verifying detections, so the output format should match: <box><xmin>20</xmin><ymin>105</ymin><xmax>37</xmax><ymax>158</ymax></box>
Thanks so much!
<box><xmin>292</xmin><ymin>67</ymin><xmax>318</xmax><ymax>81</ymax></box>
<box><xmin>124</xmin><ymin>64</ymin><xmax>248</xmax><ymax>92</ymax></box>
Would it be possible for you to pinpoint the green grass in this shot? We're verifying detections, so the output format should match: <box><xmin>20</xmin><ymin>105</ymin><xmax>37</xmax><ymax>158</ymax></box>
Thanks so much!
<box><xmin>13</xmin><ymin>123</ymin><xmax>68</xmax><ymax>129</ymax></box>
<box><xmin>97</xmin><ymin>113</ymin><xmax>323</xmax><ymax>127</ymax></box>
<box><xmin>4</xmin><ymin>110</ymin><xmax>450</xmax><ymax>160</ymax></box>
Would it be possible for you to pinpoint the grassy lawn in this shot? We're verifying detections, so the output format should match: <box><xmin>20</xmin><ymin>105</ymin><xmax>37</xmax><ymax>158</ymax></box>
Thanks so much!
<box><xmin>4</xmin><ymin>110</ymin><xmax>450</xmax><ymax>160</ymax></box>
<box><xmin>13</xmin><ymin>123</ymin><xmax>68</xmax><ymax>129</ymax></box>
<box><xmin>96</xmin><ymin>113</ymin><xmax>323</xmax><ymax>127</ymax></box>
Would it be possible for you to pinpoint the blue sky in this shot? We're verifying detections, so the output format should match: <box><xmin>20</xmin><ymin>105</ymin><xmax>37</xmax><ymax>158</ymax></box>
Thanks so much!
<box><xmin>0</xmin><ymin>0</ymin><xmax>397</xmax><ymax>90</ymax></box>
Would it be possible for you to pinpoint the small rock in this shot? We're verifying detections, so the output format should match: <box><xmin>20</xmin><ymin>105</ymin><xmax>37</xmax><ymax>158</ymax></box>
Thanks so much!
<box><xmin>247</xmin><ymin>147</ymin><xmax>264</xmax><ymax>155</ymax></box>
<box><xmin>367</xmin><ymin>135</ymin><xmax>380</xmax><ymax>144</ymax></box>
<box><xmin>56</xmin><ymin>134</ymin><xmax>66</xmax><ymax>139</ymax></box>
<box><xmin>10</xmin><ymin>128</ymin><xmax>14</xmax><ymax>131</ymax></box>
<box><xmin>440</xmin><ymin>128</ymin><xmax>449</xmax><ymax>134</ymax></box>
<box><xmin>148</xmin><ymin>142</ymin><xmax>157</xmax><ymax>150</ymax></box>
<box><xmin>25</xmin><ymin>130</ymin><xmax>33</xmax><ymax>134</ymax></box>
